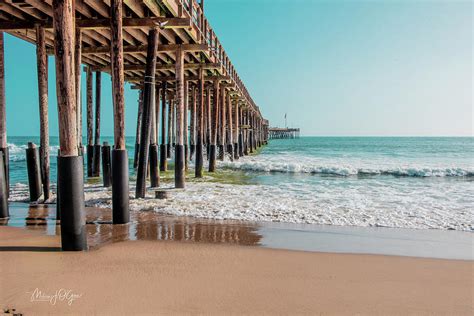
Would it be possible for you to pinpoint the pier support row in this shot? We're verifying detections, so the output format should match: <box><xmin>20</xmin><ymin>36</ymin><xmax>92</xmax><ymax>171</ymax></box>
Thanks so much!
<box><xmin>0</xmin><ymin>1</ymin><xmax>270</xmax><ymax>245</ymax></box>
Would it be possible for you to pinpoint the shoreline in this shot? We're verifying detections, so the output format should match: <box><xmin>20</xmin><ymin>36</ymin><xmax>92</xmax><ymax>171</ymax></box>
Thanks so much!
<box><xmin>3</xmin><ymin>202</ymin><xmax>473</xmax><ymax>260</ymax></box>
<box><xmin>1</xmin><ymin>226</ymin><xmax>472</xmax><ymax>314</ymax></box>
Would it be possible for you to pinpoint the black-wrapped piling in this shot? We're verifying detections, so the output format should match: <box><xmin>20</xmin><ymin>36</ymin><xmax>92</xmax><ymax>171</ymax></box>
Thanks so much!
<box><xmin>159</xmin><ymin>144</ymin><xmax>167</xmax><ymax>172</ymax></box>
<box><xmin>101</xmin><ymin>142</ymin><xmax>112</xmax><ymax>187</ymax></box>
<box><xmin>0</xmin><ymin>151</ymin><xmax>8</xmax><ymax>218</ymax></box>
<box><xmin>0</xmin><ymin>147</ymin><xmax>9</xmax><ymax>198</ymax></box>
<box><xmin>175</xmin><ymin>144</ymin><xmax>185</xmax><ymax>188</ymax></box>
<box><xmin>208</xmin><ymin>144</ymin><xmax>217</xmax><ymax>172</ymax></box>
<box><xmin>149</xmin><ymin>144</ymin><xmax>159</xmax><ymax>187</ymax></box>
<box><xmin>58</xmin><ymin>155</ymin><xmax>87</xmax><ymax>251</ymax></box>
<box><xmin>190</xmin><ymin>144</ymin><xmax>195</xmax><ymax>161</ymax></box>
<box><xmin>218</xmin><ymin>144</ymin><xmax>225</xmax><ymax>161</ymax></box>
<box><xmin>233</xmin><ymin>143</ymin><xmax>239</xmax><ymax>160</ymax></box>
<box><xmin>56</xmin><ymin>152</ymin><xmax>61</xmax><ymax>220</ymax></box>
<box><xmin>92</xmin><ymin>144</ymin><xmax>101</xmax><ymax>177</ymax></box>
<box><xmin>26</xmin><ymin>142</ymin><xmax>42</xmax><ymax>202</ymax></box>
<box><xmin>86</xmin><ymin>144</ymin><xmax>94</xmax><ymax>177</ymax></box>
<box><xmin>133</xmin><ymin>142</ymin><xmax>139</xmax><ymax>169</ymax></box>
<box><xmin>112</xmin><ymin>149</ymin><xmax>129</xmax><ymax>224</ymax></box>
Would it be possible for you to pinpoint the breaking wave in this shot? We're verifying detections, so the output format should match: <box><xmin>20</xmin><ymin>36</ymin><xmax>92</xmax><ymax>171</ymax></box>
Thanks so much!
<box><xmin>7</xmin><ymin>143</ymin><xmax>60</xmax><ymax>161</ymax></box>
<box><xmin>219</xmin><ymin>159</ymin><xmax>474</xmax><ymax>177</ymax></box>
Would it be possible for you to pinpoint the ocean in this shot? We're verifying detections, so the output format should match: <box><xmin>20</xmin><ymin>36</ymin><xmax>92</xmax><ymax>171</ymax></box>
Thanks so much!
<box><xmin>6</xmin><ymin>136</ymin><xmax>474</xmax><ymax>231</ymax></box>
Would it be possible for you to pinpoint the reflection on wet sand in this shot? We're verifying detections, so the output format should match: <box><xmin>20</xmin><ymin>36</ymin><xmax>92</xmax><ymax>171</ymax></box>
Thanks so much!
<box><xmin>2</xmin><ymin>203</ymin><xmax>262</xmax><ymax>249</ymax></box>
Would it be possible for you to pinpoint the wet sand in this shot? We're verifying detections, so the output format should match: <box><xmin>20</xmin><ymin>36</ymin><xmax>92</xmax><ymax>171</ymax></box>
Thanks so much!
<box><xmin>1</xmin><ymin>226</ymin><xmax>473</xmax><ymax>315</ymax></box>
<box><xmin>3</xmin><ymin>203</ymin><xmax>472</xmax><ymax>259</ymax></box>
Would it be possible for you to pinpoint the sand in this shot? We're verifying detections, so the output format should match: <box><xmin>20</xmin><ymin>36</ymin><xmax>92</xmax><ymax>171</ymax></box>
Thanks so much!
<box><xmin>0</xmin><ymin>226</ymin><xmax>472</xmax><ymax>315</ymax></box>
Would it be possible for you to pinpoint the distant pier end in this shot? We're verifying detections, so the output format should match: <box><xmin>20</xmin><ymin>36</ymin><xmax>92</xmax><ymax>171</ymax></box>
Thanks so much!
<box><xmin>268</xmin><ymin>128</ymin><xmax>300</xmax><ymax>139</ymax></box>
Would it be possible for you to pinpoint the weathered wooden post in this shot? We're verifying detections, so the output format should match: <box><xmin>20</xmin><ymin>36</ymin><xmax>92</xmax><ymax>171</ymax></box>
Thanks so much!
<box><xmin>156</xmin><ymin>85</ymin><xmax>161</xmax><ymax>140</ymax></box>
<box><xmin>36</xmin><ymin>25</ymin><xmax>50</xmax><ymax>201</ymax></box>
<box><xmin>167</xmin><ymin>91</ymin><xmax>172</xmax><ymax>158</ymax></box>
<box><xmin>240</xmin><ymin>107</ymin><xmax>245</xmax><ymax>156</ymax></box>
<box><xmin>133</xmin><ymin>89</ymin><xmax>143</xmax><ymax>169</ymax></box>
<box><xmin>149</xmin><ymin>72</ymin><xmax>159</xmax><ymax>188</ymax></box>
<box><xmin>184</xmin><ymin>80</ymin><xmax>189</xmax><ymax>171</ymax></box>
<box><xmin>52</xmin><ymin>0</ymin><xmax>87</xmax><ymax>250</ymax></box>
<box><xmin>244</xmin><ymin>109</ymin><xmax>249</xmax><ymax>155</ymax></box>
<box><xmin>190</xmin><ymin>85</ymin><xmax>196</xmax><ymax>160</ymax></box>
<box><xmin>218</xmin><ymin>85</ymin><xmax>226</xmax><ymax>161</ymax></box>
<box><xmin>226</xmin><ymin>92</ymin><xmax>234</xmax><ymax>160</ymax></box>
<box><xmin>175</xmin><ymin>47</ymin><xmax>185</xmax><ymax>188</ymax></box>
<box><xmin>0</xmin><ymin>32</ymin><xmax>9</xmax><ymax>202</ymax></box>
<box><xmin>85</xmin><ymin>67</ymin><xmax>94</xmax><ymax>177</ymax></box>
<box><xmin>0</xmin><ymin>36</ymin><xmax>6</xmax><ymax>218</ymax></box>
<box><xmin>209</xmin><ymin>80</ymin><xmax>219</xmax><ymax>172</ymax></box>
<box><xmin>149</xmin><ymin>83</ymin><xmax>160</xmax><ymax>187</ymax></box>
<box><xmin>195</xmin><ymin>67</ymin><xmax>204</xmax><ymax>177</ymax></box>
<box><xmin>93</xmin><ymin>71</ymin><xmax>102</xmax><ymax>177</ymax></box>
<box><xmin>249</xmin><ymin>111</ymin><xmax>254</xmax><ymax>154</ymax></box>
<box><xmin>171</xmin><ymin>95</ymin><xmax>176</xmax><ymax>147</ymax></box>
<box><xmin>74</xmin><ymin>29</ymin><xmax>82</xmax><ymax>151</ymax></box>
<box><xmin>205</xmin><ymin>86</ymin><xmax>211</xmax><ymax>159</ymax></box>
<box><xmin>160</xmin><ymin>81</ymin><xmax>168</xmax><ymax>171</ymax></box>
<box><xmin>110</xmin><ymin>0</ymin><xmax>129</xmax><ymax>223</ymax></box>
<box><xmin>234</xmin><ymin>101</ymin><xmax>240</xmax><ymax>160</ymax></box>
<box><xmin>136</xmin><ymin>28</ymin><xmax>159</xmax><ymax>198</ymax></box>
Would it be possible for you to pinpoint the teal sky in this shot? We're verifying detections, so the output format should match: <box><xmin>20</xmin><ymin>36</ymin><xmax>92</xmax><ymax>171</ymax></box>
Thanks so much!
<box><xmin>3</xmin><ymin>0</ymin><xmax>472</xmax><ymax>137</ymax></box>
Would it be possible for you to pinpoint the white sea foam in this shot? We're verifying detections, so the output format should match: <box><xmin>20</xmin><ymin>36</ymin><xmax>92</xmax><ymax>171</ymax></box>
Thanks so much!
<box><xmin>7</xmin><ymin>145</ymin><xmax>473</xmax><ymax>231</ymax></box>
<box><xmin>8</xmin><ymin>179</ymin><xmax>474</xmax><ymax>231</ymax></box>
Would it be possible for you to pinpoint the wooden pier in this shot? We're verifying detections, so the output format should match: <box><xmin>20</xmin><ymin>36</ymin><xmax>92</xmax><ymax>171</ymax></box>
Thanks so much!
<box><xmin>268</xmin><ymin>128</ymin><xmax>300</xmax><ymax>139</ymax></box>
<box><xmin>0</xmin><ymin>0</ymin><xmax>270</xmax><ymax>250</ymax></box>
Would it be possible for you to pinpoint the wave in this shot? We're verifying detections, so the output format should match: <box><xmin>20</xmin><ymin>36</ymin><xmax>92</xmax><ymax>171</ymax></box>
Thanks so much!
<box><xmin>7</xmin><ymin>143</ymin><xmax>61</xmax><ymax>161</ymax></box>
<box><xmin>8</xmin><ymin>181</ymin><xmax>473</xmax><ymax>231</ymax></box>
<box><xmin>219</xmin><ymin>160</ymin><xmax>474</xmax><ymax>177</ymax></box>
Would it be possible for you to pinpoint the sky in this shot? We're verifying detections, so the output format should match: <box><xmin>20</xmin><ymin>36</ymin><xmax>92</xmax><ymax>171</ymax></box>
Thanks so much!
<box><xmin>2</xmin><ymin>0</ymin><xmax>472</xmax><ymax>137</ymax></box>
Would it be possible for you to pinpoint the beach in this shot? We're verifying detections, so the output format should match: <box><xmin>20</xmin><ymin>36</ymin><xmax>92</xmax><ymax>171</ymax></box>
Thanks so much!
<box><xmin>1</xmin><ymin>225</ymin><xmax>472</xmax><ymax>315</ymax></box>
<box><xmin>2</xmin><ymin>136</ymin><xmax>473</xmax><ymax>314</ymax></box>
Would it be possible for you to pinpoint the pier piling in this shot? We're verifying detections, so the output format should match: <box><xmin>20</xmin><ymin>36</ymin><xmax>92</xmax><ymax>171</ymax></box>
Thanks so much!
<box><xmin>174</xmin><ymin>47</ymin><xmax>185</xmax><ymax>188</ymax></box>
<box><xmin>136</xmin><ymin>28</ymin><xmax>159</xmax><ymax>198</ymax></box>
<box><xmin>93</xmin><ymin>71</ymin><xmax>102</xmax><ymax>177</ymax></box>
<box><xmin>1</xmin><ymin>0</ymin><xmax>270</xmax><ymax>247</ymax></box>
<box><xmin>160</xmin><ymin>81</ymin><xmax>168</xmax><ymax>172</ymax></box>
<box><xmin>218</xmin><ymin>85</ymin><xmax>226</xmax><ymax>161</ymax></box>
<box><xmin>133</xmin><ymin>89</ymin><xmax>144</xmax><ymax>169</ymax></box>
<box><xmin>195</xmin><ymin>67</ymin><xmax>204</xmax><ymax>178</ymax></box>
<box><xmin>101</xmin><ymin>142</ymin><xmax>112</xmax><ymax>187</ymax></box>
<box><xmin>26</xmin><ymin>142</ymin><xmax>42</xmax><ymax>202</ymax></box>
<box><xmin>110</xmin><ymin>0</ymin><xmax>129</xmax><ymax>224</ymax></box>
<box><xmin>52</xmin><ymin>0</ymin><xmax>87</xmax><ymax>251</ymax></box>
<box><xmin>190</xmin><ymin>85</ymin><xmax>197</xmax><ymax>160</ymax></box>
<box><xmin>0</xmin><ymin>152</ymin><xmax>8</xmax><ymax>218</ymax></box>
<box><xmin>209</xmin><ymin>80</ymin><xmax>219</xmax><ymax>172</ymax></box>
<box><xmin>36</xmin><ymin>25</ymin><xmax>50</xmax><ymax>201</ymax></box>
<box><xmin>86</xmin><ymin>67</ymin><xmax>94</xmax><ymax>177</ymax></box>
<box><xmin>0</xmin><ymin>32</ymin><xmax>8</xmax><ymax>198</ymax></box>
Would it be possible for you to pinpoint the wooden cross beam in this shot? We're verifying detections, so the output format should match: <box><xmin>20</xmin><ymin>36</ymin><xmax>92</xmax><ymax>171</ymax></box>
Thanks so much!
<box><xmin>0</xmin><ymin>17</ymin><xmax>191</xmax><ymax>31</ymax></box>
<box><xmin>46</xmin><ymin>44</ymin><xmax>208</xmax><ymax>55</ymax></box>
<box><xmin>93</xmin><ymin>62</ymin><xmax>220</xmax><ymax>72</ymax></box>
<box><xmin>126</xmin><ymin>75</ymin><xmax>231</xmax><ymax>83</ymax></box>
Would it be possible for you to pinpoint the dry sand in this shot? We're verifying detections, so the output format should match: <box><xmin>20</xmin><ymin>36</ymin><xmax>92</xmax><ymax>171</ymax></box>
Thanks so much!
<box><xmin>0</xmin><ymin>226</ymin><xmax>472</xmax><ymax>315</ymax></box>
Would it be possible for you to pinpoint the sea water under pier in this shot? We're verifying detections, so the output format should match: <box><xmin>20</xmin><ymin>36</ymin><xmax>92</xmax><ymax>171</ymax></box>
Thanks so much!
<box><xmin>0</xmin><ymin>0</ymin><xmax>269</xmax><ymax>250</ymax></box>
